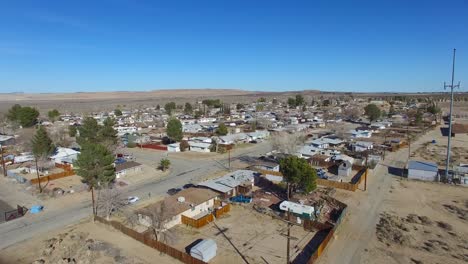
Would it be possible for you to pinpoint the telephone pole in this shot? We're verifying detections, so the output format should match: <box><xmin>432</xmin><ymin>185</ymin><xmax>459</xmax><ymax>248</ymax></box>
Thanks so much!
<box><xmin>444</xmin><ymin>49</ymin><xmax>461</xmax><ymax>182</ymax></box>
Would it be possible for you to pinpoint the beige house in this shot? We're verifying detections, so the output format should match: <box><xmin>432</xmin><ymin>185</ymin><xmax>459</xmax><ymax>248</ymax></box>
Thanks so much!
<box><xmin>137</xmin><ymin>188</ymin><xmax>218</xmax><ymax>230</ymax></box>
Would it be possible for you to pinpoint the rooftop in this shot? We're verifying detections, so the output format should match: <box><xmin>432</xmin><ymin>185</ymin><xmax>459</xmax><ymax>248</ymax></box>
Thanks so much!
<box><xmin>408</xmin><ymin>160</ymin><xmax>438</xmax><ymax>172</ymax></box>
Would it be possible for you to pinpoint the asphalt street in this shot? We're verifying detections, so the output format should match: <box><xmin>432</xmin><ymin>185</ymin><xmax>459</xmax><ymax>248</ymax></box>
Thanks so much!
<box><xmin>0</xmin><ymin>142</ymin><xmax>272</xmax><ymax>250</ymax></box>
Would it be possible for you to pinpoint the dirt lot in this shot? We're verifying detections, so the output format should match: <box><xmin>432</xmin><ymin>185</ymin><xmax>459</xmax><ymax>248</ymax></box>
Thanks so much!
<box><xmin>360</xmin><ymin>179</ymin><xmax>468</xmax><ymax>264</ymax></box>
<box><xmin>170</xmin><ymin>205</ymin><xmax>316</xmax><ymax>264</ymax></box>
<box><xmin>0</xmin><ymin>219</ymin><xmax>175</xmax><ymax>264</ymax></box>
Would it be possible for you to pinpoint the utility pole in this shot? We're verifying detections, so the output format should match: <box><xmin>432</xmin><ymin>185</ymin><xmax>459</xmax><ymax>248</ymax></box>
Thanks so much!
<box><xmin>444</xmin><ymin>48</ymin><xmax>461</xmax><ymax>182</ymax></box>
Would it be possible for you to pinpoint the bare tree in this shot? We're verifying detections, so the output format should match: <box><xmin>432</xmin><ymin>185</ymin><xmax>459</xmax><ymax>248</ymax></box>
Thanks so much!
<box><xmin>139</xmin><ymin>201</ymin><xmax>176</xmax><ymax>245</ymax></box>
<box><xmin>96</xmin><ymin>185</ymin><xmax>127</xmax><ymax>220</ymax></box>
<box><xmin>256</xmin><ymin>116</ymin><xmax>273</xmax><ymax>129</ymax></box>
<box><xmin>327</xmin><ymin>123</ymin><xmax>349</xmax><ymax>139</ymax></box>
<box><xmin>343</xmin><ymin>107</ymin><xmax>361</xmax><ymax>121</ymax></box>
<box><xmin>271</xmin><ymin>131</ymin><xmax>306</xmax><ymax>155</ymax></box>
<box><xmin>48</xmin><ymin>123</ymin><xmax>72</xmax><ymax>147</ymax></box>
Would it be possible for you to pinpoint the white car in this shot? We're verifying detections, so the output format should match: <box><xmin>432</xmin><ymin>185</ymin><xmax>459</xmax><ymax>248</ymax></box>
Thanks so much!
<box><xmin>127</xmin><ymin>196</ymin><xmax>140</xmax><ymax>204</ymax></box>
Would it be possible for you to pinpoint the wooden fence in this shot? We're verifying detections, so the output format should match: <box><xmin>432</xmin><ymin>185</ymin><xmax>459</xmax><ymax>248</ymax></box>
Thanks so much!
<box><xmin>214</xmin><ymin>204</ymin><xmax>231</xmax><ymax>218</ymax></box>
<box><xmin>30</xmin><ymin>164</ymin><xmax>75</xmax><ymax>185</ymax></box>
<box><xmin>293</xmin><ymin>205</ymin><xmax>348</xmax><ymax>264</ymax></box>
<box><xmin>94</xmin><ymin>216</ymin><xmax>206</xmax><ymax>264</ymax></box>
<box><xmin>181</xmin><ymin>213</ymin><xmax>214</xmax><ymax>228</ymax></box>
<box><xmin>136</xmin><ymin>143</ymin><xmax>168</xmax><ymax>151</ymax></box>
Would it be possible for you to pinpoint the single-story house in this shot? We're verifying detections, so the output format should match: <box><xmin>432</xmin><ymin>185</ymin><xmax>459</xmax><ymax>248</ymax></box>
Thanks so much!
<box><xmin>137</xmin><ymin>188</ymin><xmax>219</xmax><ymax>230</ymax></box>
<box><xmin>167</xmin><ymin>143</ymin><xmax>181</xmax><ymax>152</ymax></box>
<box><xmin>338</xmin><ymin>160</ymin><xmax>352</xmax><ymax>177</ymax></box>
<box><xmin>252</xmin><ymin>157</ymin><xmax>280</xmax><ymax>172</ymax></box>
<box><xmin>351</xmin><ymin>130</ymin><xmax>372</xmax><ymax>138</ymax></box>
<box><xmin>0</xmin><ymin>135</ymin><xmax>15</xmax><ymax>146</ymax></box>
<box><xmin>198</xmin><ymin>170</ymin><xmax>257</xmax><ymax>199</ymax></box>
<box><xmin>407</xmin><ymin>160</ymin><xmax>439</xmax><ymax>181</ymax></box>
<box><xmin>115</xmin><ymin>161</ymin><xmax>143</xmax><ymax>179</ymax></box>
<box><xmin>188</xmin><ymin>142</ymin><xmax>211</xmax><ymax>153</ymax></box>
<box><xmin>50</xmin><ymin>147</ymin><xmax>80</xmax><ymax>164</ymax></box>
<box><xmin>352</xmin><ymin>141</ymin><xmax>374</xmax><ymax>152</ymax></box>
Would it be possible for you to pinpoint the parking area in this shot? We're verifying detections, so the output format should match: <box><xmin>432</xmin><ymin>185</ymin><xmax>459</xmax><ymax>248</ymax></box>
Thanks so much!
<box><xmin>170</xmin><ymin>205</ymin><xmax>316</xmax><ymax>264</ymax></box>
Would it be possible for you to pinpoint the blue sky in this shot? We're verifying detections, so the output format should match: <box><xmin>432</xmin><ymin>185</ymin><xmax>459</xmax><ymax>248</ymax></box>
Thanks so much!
<box><xmin>1</xmin><ymin>0</ymin><xmax>467</xmax><ymax>93</ymax></box>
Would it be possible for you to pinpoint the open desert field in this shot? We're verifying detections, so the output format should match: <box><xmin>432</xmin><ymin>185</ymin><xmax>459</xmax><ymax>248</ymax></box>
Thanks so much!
<box><xmin>0</xmin><ymin>219</ymin><xmax>175</xmax><ymax>264</ymax></box>
<box><xmin>360</xmin><ymin>178</ymin><xmax>468</xmax><ymax>264</ymax></box>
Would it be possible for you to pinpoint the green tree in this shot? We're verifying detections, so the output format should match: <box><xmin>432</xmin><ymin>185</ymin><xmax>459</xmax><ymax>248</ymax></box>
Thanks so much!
<box><xmin>159</xmin><ymin>158</ymin><xmax>171</xmax><ymax>171</ymax></box>
<box><xmin>279</xmin><ymin>156</ymin><xmax>317</xmax><ymax>199</ymax></box>
<box><xmin>74</xmin><ymin>143</ymin><xmax>115</xmax><ymax>216</ymax></box>
<box><xmin>98</xmin><ymin>117</ymin><xmax>118</xmax><ymax>150</ymax></box>
<box><xmin>164</xmin><ymin>102</ymin><xmax>176</xmax><ymax>115</ymax></box>
<box><xmin>31</xmin><ymin>126</ymin><xmax>55</xmax><ymax>193</ymax></box>
<box><xmin>295</xmin><ymin>94</ymin><xmax>304</xmax><ymax>106</ymax></box>
<box><xmin>258</xmin><ymin>97</ymin><xmax>267</xmax><ymax>103</ymax></box>
<box><xmin>216</xmin><ymin>123</ymin><xmax>228</xmax><ymax>136</ymax></box>
<box><xmin>322</xmin><ymin>99</ymin><xmax>331</xmax><ymax>106</ymax></box>
<box><xmin>166</xmin><ymin>117</ymin><xmax>183</xmax><ymax>142</ymax></box>
<box><xmin>47</xmin><ymin>109</ymin><xmax>60</xmax><ymax>122</ymax></box>
<box><xmin>156</xmin><ymin>104</ymin><xmax>160</xmax><ymax>110</ymax></box>
<box><xmin>364</xmin><ymin>104</ymin><xmax>381</xmax><ymax>123</ymax></box>
<box><xmin>184</xmin><ymin>102</ymin><xmax>193</xmax><ymax>115</ymax></box>
<box><xmin>114</xmin><ymin>109</ymin><xmax>122</xmax><ymax>116</ymax></box>
<box><xmin>7</xmin><ymin>105</ymin><xmax>39</xmax><ymax>127</ymax></box>
<box><xmin>68</xmin><ymin>125</ymin><xmax>77</xmax><ymax>137</ymax></box>
<box><xmin>415</xmin><ymin>110</ymin><xmax>423</xmax><ymax>126</ymax></box>
<box><xmin>272</xmin><ymin>98</ymin><xmax>278</xmax><ymax>105</ymax></box>
<box><xmin>256</xmin><ymin>104</ymin><xmax>264</xmax><ymax>112</ymax></box>
<box><xmin>18</xmin><ymin>107</ymin><xmax>40</xmax><ymax>127</ymax></box>
<box><xmin>288</xmin><ymin>98</ymin><xmax>296</xmax><ymax>108</ymax></box>
<box><xmin>77</xmin><ymin>117</ymin><xmax>100</xmax><ymax>145</ymax></box>
<box><xmin>236</xmin><ymin>103</ymin><xmax>244</xmax><ymax>110</ymax></box>
<box><xmin>7</xmin><ymin>104</ymin><xmax>22</xmax><ymax>121</ymax></box>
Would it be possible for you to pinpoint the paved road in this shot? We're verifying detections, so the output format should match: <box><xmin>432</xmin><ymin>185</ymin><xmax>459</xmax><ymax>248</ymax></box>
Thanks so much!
<box><xmin>0</xmin><ymin>142</ymin><xmax>272</xmax><ymax>250</ymax></box>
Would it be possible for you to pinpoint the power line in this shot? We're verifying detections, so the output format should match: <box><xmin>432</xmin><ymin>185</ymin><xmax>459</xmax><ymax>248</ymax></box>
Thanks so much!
<box><xmin>443</xmin><ymin>48</ymin><xmax>461</xmax><ymax>181</ymax></box>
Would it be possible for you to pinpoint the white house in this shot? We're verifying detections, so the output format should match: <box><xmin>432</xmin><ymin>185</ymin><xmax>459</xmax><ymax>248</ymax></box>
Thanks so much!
<box><xmin>188</xmin><ymin>142</ymin><xmax>211</xmax><ymax>152</ymax></box>
<box><xmin>408</xmin><ymin>160</ymin><xmax>439</xmax><ymax>182</ymax></box>
<box><xmin>279</xmin><ymin>201</ymin><xmax>315</xmax><ymax>219</ymax></box>
<box><xmin>50</xmin><ymin>147</ymin><xmax>80</xmax><ymax>164</ymax></box>
<box><xmin>352</xmin><ymin>141</ymin><xmax>373</xmax><ymax>152</ymax></box>
<box><xmin>338</xmin><ymin>160</ymin><xmax>352</xmax><ymax>177</ymax></box>
<box><xmin>167</xmin><ymin>143</ymin><xmax>181</xmax><ymax>152</ymax></box>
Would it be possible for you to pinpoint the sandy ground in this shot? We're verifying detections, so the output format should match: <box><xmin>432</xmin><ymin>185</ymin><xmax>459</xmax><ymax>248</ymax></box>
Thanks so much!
<box><xmin>412</xmin><ymin>130</ymin><xmax>468</xmax><ymax>167</ymax></box>
<box><xmin>316</xmin><ymin>125</ymin><xmax>459</xmax><ymax>264</ymax></box>
<box><xmin>0</xmin><ymin>219</ymin><xmax>175</xmax><ymax>264</ymax></box>
<box><xmin>170</xmin><ymin>205</ymin><xmax>315</xmax><ymax>264</ymax></box>
<box><xmin>360</xmin><ymin>179</ymin><xmax>468</xmax><ymax>264</ymax></box>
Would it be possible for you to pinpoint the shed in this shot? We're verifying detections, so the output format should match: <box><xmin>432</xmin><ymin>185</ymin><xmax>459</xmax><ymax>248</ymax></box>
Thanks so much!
<box><xmin>190</xmin><ymin>239</ymin><xmax>217</xmax><ymax>262</ymax></box>
<box><xmin>408</xmin><ymin>160</ymin><xmax>439</xmax><ymax>182</ymax></box>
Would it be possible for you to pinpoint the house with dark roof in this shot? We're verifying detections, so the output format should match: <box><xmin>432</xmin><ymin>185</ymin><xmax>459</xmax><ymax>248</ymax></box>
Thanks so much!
<box><xmin>115</xmin><ymin>161</ymin><xmax>142</xmax><ymax>179</ymax></box>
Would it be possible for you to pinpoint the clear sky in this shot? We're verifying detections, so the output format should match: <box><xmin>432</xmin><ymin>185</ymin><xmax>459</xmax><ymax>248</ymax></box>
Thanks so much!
<box><xmin>1</xmin><ymin>0</ymin><xmax>467</xmax><ymax>93</ymax></box>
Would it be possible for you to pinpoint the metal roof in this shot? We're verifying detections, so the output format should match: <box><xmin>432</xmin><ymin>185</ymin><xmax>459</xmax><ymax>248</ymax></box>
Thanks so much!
<box><xmin>408</xmin><ymin>160</ymin><xmax>438</xmax><ymax>172</ymax></box>
<box><xmin>198</xmin><ymin>170</ymin><xmax>256</xmax><ymax>193</ymax></box>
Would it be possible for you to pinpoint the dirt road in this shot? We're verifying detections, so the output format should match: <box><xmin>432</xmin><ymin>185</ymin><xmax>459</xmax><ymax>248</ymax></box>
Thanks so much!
<box><xmin>317</xmin><ymin>127</ymin><xmax>444</xmax><ymax>264</ymax></box>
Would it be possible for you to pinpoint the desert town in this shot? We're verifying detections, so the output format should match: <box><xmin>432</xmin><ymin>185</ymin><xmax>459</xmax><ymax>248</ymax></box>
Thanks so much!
<box><xmin>0</xmin><ymin>91</ymin><xmax>467</xmax><ymax>264</ymax></box>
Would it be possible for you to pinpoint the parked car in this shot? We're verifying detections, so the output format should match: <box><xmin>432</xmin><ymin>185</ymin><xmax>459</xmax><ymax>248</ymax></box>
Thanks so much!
<box><xmin>167</xmin><ymin>188</ymin><xmax>182</xmax><ymax>195</ymax></box>
<box><xmin>127</xmin><ymin>196</ymin><xmax>140</xmax><ymax>204</ymax></box>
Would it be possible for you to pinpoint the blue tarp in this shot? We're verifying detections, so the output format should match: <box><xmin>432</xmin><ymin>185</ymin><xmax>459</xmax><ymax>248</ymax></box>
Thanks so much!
<box><xmin>30</xmin><ymin>205</ymin><xmax>43</xmax><ymax>214</ymax></box>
